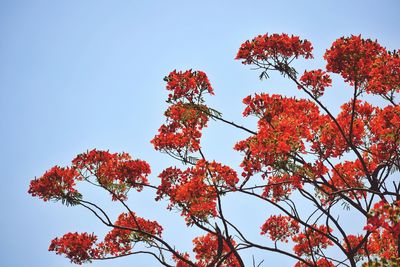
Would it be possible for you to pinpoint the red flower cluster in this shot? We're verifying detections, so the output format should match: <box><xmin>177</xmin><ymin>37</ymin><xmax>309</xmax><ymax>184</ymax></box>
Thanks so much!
<box><xmin>316</xmin><ymin>99</ymin><xmax>375</xmax><ymax>158</ymax></box>
<box><xmin>300</xmin><ymin>161</ymin><xmax>329</xmax><ymax>181</ymax></box>
<box><xmin>72</xmin><ymin>149</ymin><xmax>151</xmax><ymax>201</ymax></box>
<box><xmin>324</xmin><ymin>35</ymin><xmax>385</xmax><ymax>85</ymax></box>
<box><xmin>366</xmin><ymin>229</ymin><xmax>397</xmax><ymax>260</ymax></box>
<box><xmin>292</xmin><ymin>225</ymin><xmax>333</xmax><ymax>257</ymax></box>
<box><xmin>100</xmin><ymin>212</ymin><xmax>163</xmax><ymax>256</ymax></box>
<box><xmin>157</xmin><ymin>166</ymin><xmax>217</xmax><ymax>223</ymax></box>
<box><xmin>311</xmin><ymin>115</ymin><xmax>345</xmax><ymax>158</ymax></box>
<box><xmin>369</xmin><ymin>105</ymin><xmax>400</xmax><ymax>164</ymax></box>
<box><xmin>165</xmin><ymin>69</ymin><xmax>214</xmax><ymax>103</ymax></box>
<box><xmin>236</xmin><ymin>33</ymin><xmax>313</xmax><ymax>64</ymax></box>
<box><xmin>325</xmin><ymin>35</ymin><xmax>400</xmax><ymax>97</ymax></box>
<box><xmin>49</xmin><ymin>232</ymin><xmax>99</xmax><ymax>265</ymax></box>
<box><xmin>323</xmin><ymin>160</ymin><xmax>369</xmax><ymax>200</ymax></box>
<box><xmin>261</xmin><ymin>174</ymin><xmax>303</xmax><ymax>202</ymax></box>
<box><xmin>342</xmin><ymin>99</ymin><xmax>375</xmax><ymax>137</ymax></box>
<box><xmin>343</xmin><ymin>234</ymin><xmax>366</xmax><ymax>258</ymax></box>
<box><xmin>29</xmin><ymin>149</ymin><xmax>151</xmax><ymax>203</ymax></box>
<box><xmin>192</xmin><ymin>233</ymin><xmax>240</xmax><ymax>267</ymax></box>
<box><xmin>344</xmin><ymin>231</ymin><xmax>398</xmax><ymax>262</ymax></box>
<box><xmin>365</xmin><ymin>201</ymin><xmax>400</xmax><ymax>237</ymax></box>
<box><xmin>156</xmin><ymin>160</ymin><xmax>238</xmax><ymax>223</ymax></box>
<box><xmin>367</xmin><ymin>50</ymin><xmax>400</xmax><ymax>94</ymax></box>
<box><xmin>151</xmin><ymin>103</ymin><xmax>209</xmax><ymax>154</ymax></box>
<box><xmin>299</xmin><ymin>69</ymin><xmax>332</xmax><ymax>98</ymax></box>
<box><xmin>49</xmin><ymin>212</ymin><xmax>163</xmax><ymax>263</ymax></box>
<box><xmin>235</xmin><ymin>94</ymin><xmax>322</xmax><ymax>176</ymax></box>
<box><xmin>152</xmin><ymin>70</ymin><xmax>215</xmax><ymax>158</ymax></box>
<box><xmin>260</xmin><ymin>215</ymin><xmax>299</xmax><ymax>242</ymax></box>
<box><xmin>294</xmin><ymin>258</ymin><xmax>335</xmax><ymax>267</ymax></box>
<box><xmin>28</xmin><ymin>166</ymin><xmax>81</xmax><ymax>202</ymax></box>
<box><xmin>173</xmin><ymin>234</ymin><xmax>240</xmax><ymax>267</ymax></box>
<box><xmin>173</xmin><ymin>253</ymin><xmax>191</xmax><ymax>267</ymax></box>
<box><xmin>200</xmin><ymin>160</ymin><xmax>239</xmax><ymax>189</ymax></box>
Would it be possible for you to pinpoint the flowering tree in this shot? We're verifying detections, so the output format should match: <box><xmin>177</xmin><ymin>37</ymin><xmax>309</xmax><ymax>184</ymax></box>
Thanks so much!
<box><xmin>29</xmin><ymin>33</ymin><xmax>400</xmax><ymax>267</ymax></box>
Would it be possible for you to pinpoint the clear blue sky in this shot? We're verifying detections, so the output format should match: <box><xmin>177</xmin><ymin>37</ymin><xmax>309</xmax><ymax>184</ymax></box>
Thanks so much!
<box><xmin>1</xmin><ymin>1</ymin><xmax>399</xmax><ymax>266</ymax></box>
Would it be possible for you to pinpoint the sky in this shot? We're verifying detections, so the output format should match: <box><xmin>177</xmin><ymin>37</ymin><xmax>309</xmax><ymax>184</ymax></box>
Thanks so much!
<box><xmin>1</xmin><ymin>1</ymin><xmax>399</xmax><ymax>266</ymax></box>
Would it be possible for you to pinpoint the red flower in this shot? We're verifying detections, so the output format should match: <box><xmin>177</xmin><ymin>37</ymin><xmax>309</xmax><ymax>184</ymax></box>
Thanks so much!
<box><xmin>262</xmin><ymin>174</ymin><xmax>303</xmax><ymax>202</ymax></box>
<box><xmin>156</xmin><ymin>160</ymin><xmax>238</xmax><ymax>223</ymax></box>
<box><xmin>292</xmin><ymin>225</ymin><xmax>333</xmax><ymax>256</ymax></box>
<box><xmin>261</xmin><ymin>215</ymin><xmax>300</xmax><ymax>242</ymax></box>
<box><xmin>236</xmin><ymin>33</ymin><xmax>313</xmax><ymax>65</ymax></box>
<box><xmin>49</xmin><ymin>232</ymin><xmax>99</xmax><ymax>265</ymax></box>
<box><xmin>299</xmin><ymin>69</ymin><xmax>332</xmax><ymax>98</ymax></box>
<box><xmin>151</xmin><ymin>103</ymin><xmax>209</xmax><ymax>154</ymax></box>
<box><xmin>165</xmin><ymin>69</ymin><xmax>213</xmax><ymax>103</ymax></box>
<box><xmin>235</xmin><ymin>94</ymin><xmax>323</xmax><ymax>177</ymax></box>
<box><xmin>100</xmin><ymin>212</ymin><xmax>163</xmax><ymax>256</ymax></box>
<box><xmin>72</xmin><ymin>149</ymin><xmax>151</xmax><ymax>201</ymax></box>
<box><xmin>343</xmin><ymin>234</ymin><xmax>366</xmax><ymax>257</ymax></box>
<box><xmin>367</xmin><ymin>50</ymin><xmax>400</xmax><ymax>95</ymax></box>
<box><xmin>321</xmin><ymin>160</ymin><xmax>370</xmax><ymax>201</ymax></box>
<box><xmin>324</xmin><ymin>35</ymin><xmax>385</xmax><ymax>85</ymax></box>
<box><xmin>294</xmin><ymin>258</ymin><xmax>335</xmax><ymax>267</ymax></box>
<box><xmin>192</xmin><ymin>233</ymin><xmax>240</xmax><ymax>267</ymax></box>
<box><xmin>365</xmin><ymin>201</ymin><xmax>400</xmax><ymax>238</ymax></box>
<box><xmin>369</xmin><ymin>105</ymin><xmax>400</xmax><ymax>163</ymax></box>
<box><xmin>156</xmin><ymin>165</ymin><xmax>217</xmax><ymax>223</ymax></box>
<box><xmin>28</xmin><ymin>166</ymin><xmax>80</xmax><ymax>203</ymax></box>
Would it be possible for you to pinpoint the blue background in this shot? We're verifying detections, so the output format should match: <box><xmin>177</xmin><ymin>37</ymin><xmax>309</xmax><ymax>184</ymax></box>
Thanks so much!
<box><xmin>1</xmin><ymin>1</ymin><xmax>399</xmax><ymax>266</ymax></box>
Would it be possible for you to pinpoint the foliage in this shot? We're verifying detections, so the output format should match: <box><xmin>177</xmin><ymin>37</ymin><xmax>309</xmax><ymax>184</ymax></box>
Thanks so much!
<box><xmin>29</xmin><ymin>33</ymin><xmax>400</xmax><ymax>266</ymax></box>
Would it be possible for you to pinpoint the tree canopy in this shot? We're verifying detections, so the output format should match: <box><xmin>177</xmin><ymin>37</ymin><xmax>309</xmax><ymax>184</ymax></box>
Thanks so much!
<box><xmin>29</xmin><ymin>32</ymin><xmax>400</xmax><ymax>267</ymax></box>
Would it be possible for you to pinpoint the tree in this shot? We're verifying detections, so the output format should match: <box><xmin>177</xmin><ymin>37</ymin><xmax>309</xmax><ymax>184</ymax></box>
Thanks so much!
<box><xmin>28</xmin><ymin>33</ymin><xmax>400</xmax><ymax>267</ymax></box>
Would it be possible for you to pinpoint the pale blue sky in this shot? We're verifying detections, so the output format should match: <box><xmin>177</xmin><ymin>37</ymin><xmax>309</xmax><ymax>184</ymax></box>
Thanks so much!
<box><xmin>1</xmin><ymin>1</ymin><xmax>399</xmax><ymax>266</ymax></box>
